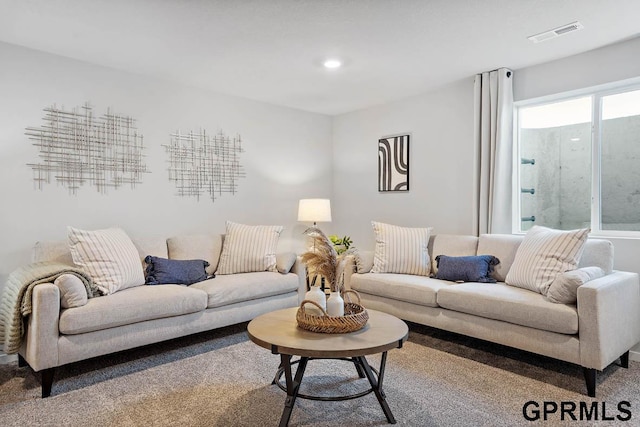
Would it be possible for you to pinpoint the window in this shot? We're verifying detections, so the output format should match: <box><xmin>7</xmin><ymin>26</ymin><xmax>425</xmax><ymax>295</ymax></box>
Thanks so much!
<box><xmin>515</xmin><ymin>82</ymin><xmax>640</xmax><ymax>234</ymax></box>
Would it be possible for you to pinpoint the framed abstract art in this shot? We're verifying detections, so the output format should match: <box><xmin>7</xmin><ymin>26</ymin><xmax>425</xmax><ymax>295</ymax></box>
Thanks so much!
<box><xmin>378</xmin><ymin>134</ymin><xmax>409</xmax><ymax>192</ymax></box>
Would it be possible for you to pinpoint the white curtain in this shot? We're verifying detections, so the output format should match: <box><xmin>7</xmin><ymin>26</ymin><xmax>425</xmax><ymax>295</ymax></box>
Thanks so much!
<box><xmin>473</xmin><ymin>68</ymin><xmax>514</xmax><ymax>235</ymax></box>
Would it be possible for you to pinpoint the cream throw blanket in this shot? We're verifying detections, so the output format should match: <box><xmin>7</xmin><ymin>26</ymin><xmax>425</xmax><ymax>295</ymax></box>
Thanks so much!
<box><xmin>0</xmin><ymin>261</ymin><xmax>102</xmax><ymax>354</ymax></box>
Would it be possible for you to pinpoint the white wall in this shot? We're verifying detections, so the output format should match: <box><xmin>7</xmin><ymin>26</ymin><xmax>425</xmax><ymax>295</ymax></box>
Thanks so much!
<box><xmin>0</xmin><ymin>42</ymin><xmax>332</xmax><ymax>285</ymax></box>
<box><xmin>513</xmin><ymin>36</ymin><xmax>640</xmax><ymax>102</ymax></box>
<box><xmin>331</xmin><ymin>78</ymin><xmax>476</xmax><ymax>248</ymax></box>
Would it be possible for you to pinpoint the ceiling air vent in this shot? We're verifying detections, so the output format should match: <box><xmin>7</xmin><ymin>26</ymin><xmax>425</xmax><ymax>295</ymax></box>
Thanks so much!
<box><xmin>528</xmin><ymin>21</ymin><xmax>584</xmax><ymax>43</ymax></box>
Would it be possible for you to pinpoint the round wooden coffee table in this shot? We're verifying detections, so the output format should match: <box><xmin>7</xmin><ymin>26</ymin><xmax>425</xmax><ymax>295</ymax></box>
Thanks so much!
<box><xmin>247</xmin><ymin>307</ymin><xmax>408</xmax><ymax>426</ymax></box>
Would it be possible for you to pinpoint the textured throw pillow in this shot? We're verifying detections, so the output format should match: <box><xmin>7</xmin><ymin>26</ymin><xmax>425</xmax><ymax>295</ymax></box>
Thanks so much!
<box><xmin>216</xmin><ymin>221</ymin><xmax>283</xmax><ymax>274</ymax></box>
<box><xmin>68</xmin><ymin>226</ymin><xmax>145</xmax><ymax>295</ymax></box>
<box><xmin>434</xmin><ymin>255</ymin><xmax>500</xmax><ymax>283</ymax></box>
<box><xmin>546</xmin><ymin>266</ymin><xmax>605</xmax><ymax>304</ymax></box>
<box><xmin>144</xmin><ymin>256</ymin><xmax>210</xmax><ymax>285</ymax></box>
<box><xmin>54</xmin><ymin>274</ymin><xmax>89</xmax><ymax>308</ymax></box>
<box><xmin>276</xmin><ymin>252</ymin><xmax>297</xmax><ymax>274</ymax></box>
<box><xmin>371</xmin><ymin>222</ymin><xmax>432</xmax><ymax>276</ymax></box>
<box><xmin>505</xmin><ymin>226</ymin><xmax>590</xmax><ymax>295</ymax></box>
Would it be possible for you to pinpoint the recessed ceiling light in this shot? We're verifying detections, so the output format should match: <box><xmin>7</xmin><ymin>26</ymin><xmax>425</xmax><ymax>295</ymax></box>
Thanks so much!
<box><xmin>323</xmin><ymin>59</ymin><xmax>342</xmax><ymax>69</ymax></box>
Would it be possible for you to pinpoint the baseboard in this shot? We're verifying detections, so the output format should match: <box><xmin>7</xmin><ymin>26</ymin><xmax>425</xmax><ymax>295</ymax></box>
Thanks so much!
<box><xmin>630</xmin><ymin>350</ymin><xmax>640</xmax><ymax>362</ymax></box>
<box><xmin>0</xmin><ymin>353</ymin><xmax>17</xmax><ymax>365</ymax></box>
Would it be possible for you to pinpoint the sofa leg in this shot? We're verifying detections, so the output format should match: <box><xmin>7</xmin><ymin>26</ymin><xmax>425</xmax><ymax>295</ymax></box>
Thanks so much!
<box><xmin>41</xmin><ymin>368</ymin><xmax>55</xmax><ymax>398</ymax></box>
<box><xmin>18</xmin><ymin>354</ymin><xmax>28</xmax><ymax>368</ymax></box>
<box><xmin>620</xmin><ymin>351</ymin><xmax>630</xmax><ymax>368</ymax></box>
<box><xmin>583</xmin><ymin>368</ymin><xmax>596</xmax><ymax>397</ymax></box>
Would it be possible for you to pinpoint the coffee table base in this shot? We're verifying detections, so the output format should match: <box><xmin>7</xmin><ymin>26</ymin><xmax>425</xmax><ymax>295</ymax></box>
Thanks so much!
<box><xmin>275</xmin><ymin>352</ymin><xmax>395</xmax><ymax>427</ymax></box>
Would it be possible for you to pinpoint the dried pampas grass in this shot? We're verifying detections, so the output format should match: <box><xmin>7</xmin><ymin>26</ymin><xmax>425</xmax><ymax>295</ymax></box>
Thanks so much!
<box><xmin>300</xmin><ymin>227</ymin><xmax>341</xmax><ymax>292</ymax></box>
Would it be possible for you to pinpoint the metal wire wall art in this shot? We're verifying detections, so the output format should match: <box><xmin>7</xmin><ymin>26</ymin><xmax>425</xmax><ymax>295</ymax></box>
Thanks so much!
<box><xmin>163</xmin><ymin>129</ymin><xmax>245</xmax><ymax>202</ymax></box>
<box><xmin>25</xmin><ymin>103</ymin><xmax>148</xmax><ymax>194</ymax></box>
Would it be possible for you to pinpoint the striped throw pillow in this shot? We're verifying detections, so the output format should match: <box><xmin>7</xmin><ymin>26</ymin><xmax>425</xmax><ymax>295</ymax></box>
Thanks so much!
<box><xmin>371</xmin><ymin>222</ymin><xmax>433</xmax><ymax>276</ymax></box>
<box><xmin>505</xmin><ymin>226</ymin><xmax>590</xmax><ymax>295</ymax></box>
<box><xmin>68</xmin><ymin>227</ymin><xmax>145</xmax><ymax>295</ymax></box>
<box><xmin>216</xmin><ymin>221</ymin><xmax>283</xmax><ymax>274</ymax></box>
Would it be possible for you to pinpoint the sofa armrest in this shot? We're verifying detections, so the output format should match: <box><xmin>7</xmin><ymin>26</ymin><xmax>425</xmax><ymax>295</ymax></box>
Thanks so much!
<box><xmin>577</xmin><ymin>271</ymin><xmax>640</xmax><ymax>369</ymax></box>
<box><xmin>291</xmin><ymin>256</ymin><xmax>308</xmax><ymax>304</ymax></box>
<box><xmin>20</xmin><ymin>283</ymin><xmax>60</xmax><ymax>372</ymax></box>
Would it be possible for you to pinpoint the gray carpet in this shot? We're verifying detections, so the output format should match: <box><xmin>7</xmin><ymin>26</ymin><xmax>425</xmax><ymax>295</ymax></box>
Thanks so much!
<box><xmin>0</xmin><ymin>322</ymin><xmax>638</xmax><ymax>426</ymax></box>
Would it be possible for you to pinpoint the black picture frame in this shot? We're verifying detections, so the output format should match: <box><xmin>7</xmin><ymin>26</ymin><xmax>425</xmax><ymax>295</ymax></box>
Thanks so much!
<box><xmin>378</xmin><ymin>134</ymin><xmax>409</xmax><ymax>192</ymax></box>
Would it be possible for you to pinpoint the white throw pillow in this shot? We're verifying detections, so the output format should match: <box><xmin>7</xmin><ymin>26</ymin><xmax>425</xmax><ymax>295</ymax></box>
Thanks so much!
<box><xmin>546</xmin><ymin>266</ymin><xmax>605</xmax><ymax>304</ymax></box>
<box><xmin>216</xmin><ymin>221</ymin><xmax>283</xmax><ymax>274</ymax></box>
<box><xmin>371</xmin><ymin>221</ymin><xmax>432</xmax><ymax>276</ymax></box>
<box><xmin>68</xmin><ymin>226</ymin><xmax>145</xmax><ymax>295</ymax></box>
<box><xmin>54</xmin><ymin>274</ymin><xmax>89</xmax><ymax>308</ymax></box>
<box><xmin>505</xmin><ymin>226</ymin><xmax>590</xmax><ymax>295</ymax></box>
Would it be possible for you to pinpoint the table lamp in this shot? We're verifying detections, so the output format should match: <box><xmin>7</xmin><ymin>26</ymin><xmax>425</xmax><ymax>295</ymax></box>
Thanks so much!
<box><xmin>297</xmin><ymin>198</ymin><xmax>332</xmax><ymax>232</ymax></box>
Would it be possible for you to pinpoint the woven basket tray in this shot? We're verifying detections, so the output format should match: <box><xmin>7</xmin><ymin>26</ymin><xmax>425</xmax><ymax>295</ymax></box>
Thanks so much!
<box><xmin>296</xmin><ymin>290</ymin><xmax>369</xmax><ymax>334</ymax></box>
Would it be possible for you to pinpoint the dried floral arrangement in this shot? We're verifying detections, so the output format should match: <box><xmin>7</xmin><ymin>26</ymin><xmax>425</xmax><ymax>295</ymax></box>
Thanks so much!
<box><xmin>300</xmin><ymin>228</ymin><xmax>341</xmax><ymax>292</ymax></box>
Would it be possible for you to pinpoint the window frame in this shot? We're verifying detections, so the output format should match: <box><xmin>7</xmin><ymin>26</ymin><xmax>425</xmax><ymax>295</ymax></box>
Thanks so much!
<box><xmin>513</xmin><ymin>77</ymin><xmax>640</xmax><ymax>237</ymax></box>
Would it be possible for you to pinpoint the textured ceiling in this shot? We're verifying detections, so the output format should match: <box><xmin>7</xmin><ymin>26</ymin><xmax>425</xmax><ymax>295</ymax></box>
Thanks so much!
<box><xmin>1</xmin><ymin>0</ymin><xmax>639</xmax><ymax>115</ymax></box>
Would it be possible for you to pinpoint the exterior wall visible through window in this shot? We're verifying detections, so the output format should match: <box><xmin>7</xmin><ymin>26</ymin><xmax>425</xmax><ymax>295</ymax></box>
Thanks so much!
<box><xmin>514</xmin><ymin>82</ymin><xmax>640</xmax><ymax>235</ymax></box>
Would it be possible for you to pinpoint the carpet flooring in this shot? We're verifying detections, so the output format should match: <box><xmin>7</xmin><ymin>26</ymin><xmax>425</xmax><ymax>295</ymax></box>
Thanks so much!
<box><xmin>0</xmin><ymin>322</ymin><xmax>638</xmax><ymax>426</ymax></box>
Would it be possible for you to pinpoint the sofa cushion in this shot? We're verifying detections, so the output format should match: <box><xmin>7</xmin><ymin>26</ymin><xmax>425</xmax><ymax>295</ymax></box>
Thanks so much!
<box><xmin>371</xmin><ymin>221</ymin><xmax>432</xmax><ymax>276</ymax></box>
<box><xmin>167</xmin><ymin>234</ymin><xmax>223</xmax><ymax>276</ymax></box>
<box><xmin>132</xmin><ymin>236</ymin><xmax>169</xmax><ymax>260</ymax></box>
<box><xmin>431</xmin><ymin>234</ymin><xmax>478</xmax><ymax>274</ymax></box>
<box><xmin>32</xmin><ymin>240</ymin><xmax>75</xmax><ymax>264</ymax></box>
<box><xmin>476</xmin><ymin>234</ymin><xmax>523</xmax><ymax>282</ymax></box>
<box><xmin>350</xmin><ymin>273</ymin><xmax>451</xmax><ymax>307</ymax></box>
<box><xmin>189</xmin><ymin>272</ymin><xmax>298</xmax><ymax>308</ymax></box>
<box><xmin>67</xmin><ymin>226</ymin><xmax>146</xmax><ymax>295</ymax></box>
<box><xmin>437</xmin><ymin>282</ymin><xmax>578</xmax><ymax>334</ymax></box>
<box><xmin>355</xmin><ymin>250</ymin><xmax>374</xmax><ymax>273</ymax></box>
<box><xmin>579</xmin><ymin>239</ymin><xmax>614</xmax><ymax>274</ymax></box>
<box><xmin>506</xmin><ymin>226</ymin><xmax>590</xmax><ymax>295</ymax></box>
<box><xmin>59</xmin><ymin>285</ymin><xmax>207</xmax><ymax>335</ymax></box>
<box><xmin>33</xmin><ymin>236</ymin><xmax>168</xmax><ymax>265</ymax></box>
<box><xmin>216</xmin><ymin>222</ymin><xmax>283</xmax><ymax>274</ymax></box>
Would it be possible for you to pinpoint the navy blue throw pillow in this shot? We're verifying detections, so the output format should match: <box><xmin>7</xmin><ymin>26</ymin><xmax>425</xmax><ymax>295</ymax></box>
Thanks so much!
<box><xmin>144</xmin><ymin>256</ymin><xmax>211</xmax><ymax>285</ymax></box>
<box><xmin>434</xmin><ymin>255</ymin><xmax>500</xmax><ymax>283</ymax></box>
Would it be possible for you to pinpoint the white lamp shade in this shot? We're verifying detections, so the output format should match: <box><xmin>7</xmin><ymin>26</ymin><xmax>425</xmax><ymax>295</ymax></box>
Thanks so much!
<box><xmin>298</xmin><ymin>199</ymin><xmax>332</xmax><ymax>223</ymax></box>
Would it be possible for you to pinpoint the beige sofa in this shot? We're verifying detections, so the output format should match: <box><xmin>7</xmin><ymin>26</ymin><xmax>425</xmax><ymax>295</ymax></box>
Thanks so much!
<box><xmin>343</xmin><ymin>234</ymin><xmax>640</xmax><ymax>397</ymax></box>
<box><xmin>19</xmin><ymin>234</ymin><xmax>306</xmax><ymax>397</ymax></box>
